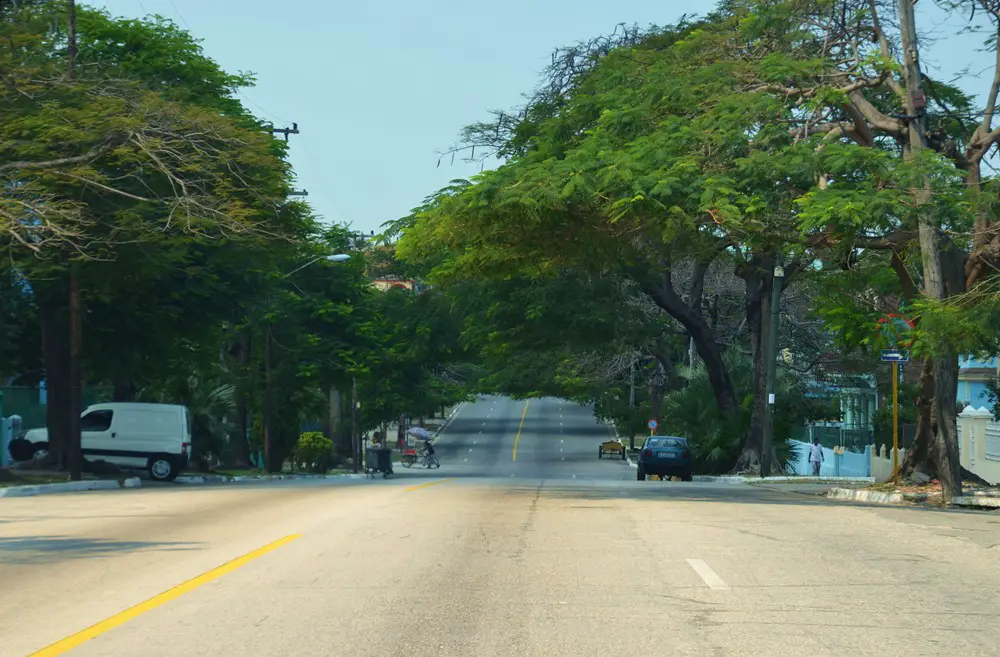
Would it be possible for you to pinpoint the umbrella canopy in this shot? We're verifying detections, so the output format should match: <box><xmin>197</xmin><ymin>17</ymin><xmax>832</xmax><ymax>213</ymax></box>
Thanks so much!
<box><xmin>407</xmin><ymin>427</ymin><xmax>431</xmax><ymax>440</ymax></box>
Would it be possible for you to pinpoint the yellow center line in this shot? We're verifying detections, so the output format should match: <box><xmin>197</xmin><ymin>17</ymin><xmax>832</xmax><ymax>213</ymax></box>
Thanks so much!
<box><xmin>404</xmin><ymin>478</ymin><xmax>455</xmax><ymax>492</ymax></box>
<box><xmin>512</xmin><ymin>399</ymin><xmax>530</xmax><ymax>462</ymax></box>
<box><xmin>28</xmin><ymin>533</ymin><xmax>302</xmax><ymax>657</ymax></box>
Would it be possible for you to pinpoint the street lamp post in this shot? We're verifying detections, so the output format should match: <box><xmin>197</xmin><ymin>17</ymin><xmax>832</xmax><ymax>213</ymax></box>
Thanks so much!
<box><xmin>263</xmin><ymin>253</ymin><xmax>350</xmax><ymax>472</ymax></box>
<box><xmin>760</xmin><ymin>255</ymin><xmax>784</xmax><ymax>478</ymax></box>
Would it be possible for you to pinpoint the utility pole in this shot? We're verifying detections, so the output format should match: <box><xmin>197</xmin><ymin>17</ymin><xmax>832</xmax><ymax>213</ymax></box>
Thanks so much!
<box><xmin>262</xmin><ymin>122</ymin><xmax>301</xmax><ymax>472</ymax></box>
<box><xmin>262</xmin><ymin>319</ymin><xmax>274</xmax><ymax>470</ymax></box>
<box><xmin>760</xmin><ymin>255</ymin><xmax>784</xmax><ymax>478</ymax></box>
<box><xmin>271</xmin><ymin>123</ymin><xmax>299</xmax><ymax>142</ymax></box>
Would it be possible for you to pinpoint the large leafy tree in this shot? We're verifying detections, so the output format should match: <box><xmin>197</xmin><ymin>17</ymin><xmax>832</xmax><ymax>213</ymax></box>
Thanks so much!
<box><xmin>715</xmin><ymin>0</ymin><xmax>999</xmax><ymax>499</ymax></box>
<box><xmin>397</xmin><ymin>14</ymin><xmax>830</xmax><ymax>470</ymax></box>
<box><xmin>0</xmin><ymin>3</ymin><xmax>306</xmax><ymax>473</ymax></box>
<box><xmin>354</xmin><ymin>284</ymin><xmax>470</xmax><ymax>435</ymax></box>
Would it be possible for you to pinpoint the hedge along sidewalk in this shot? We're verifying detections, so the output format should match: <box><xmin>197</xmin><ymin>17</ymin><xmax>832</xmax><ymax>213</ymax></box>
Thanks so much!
<box><xmin>0</xmin><ymin>477</ymin><xmax>142</xmax><ymax>498</ymax></box>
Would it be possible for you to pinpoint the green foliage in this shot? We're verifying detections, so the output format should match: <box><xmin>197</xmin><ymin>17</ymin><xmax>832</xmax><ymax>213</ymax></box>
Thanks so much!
<box><xmin>292</xmin><ymin>431</ymin><xmax>334</xmax><ymax>473</ymax></box>
<box><xmin>354</xmin><ymin>286</ymin><xmax>471</xmax><ymax>430</ymax></box>
<box><xmin>140</xmin><ymin>374</ymin><xmax>236</xmax><ymax>468</ymax></box>
<box><xmin>658</xmin><ymin>351</ymin><xmax>828</xmax><ymax>474</ymax></box>
<box><xmin>0</xmin><ymin>7</ymin><xmax>473</xmax><ymax>473</ymax></box>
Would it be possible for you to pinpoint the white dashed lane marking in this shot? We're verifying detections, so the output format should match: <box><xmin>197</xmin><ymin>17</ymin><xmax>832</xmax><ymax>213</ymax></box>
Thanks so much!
<box><xmin>686</xmin><ymin>559</ymin><xmax>729</xmax><ymax>590</ymax></box>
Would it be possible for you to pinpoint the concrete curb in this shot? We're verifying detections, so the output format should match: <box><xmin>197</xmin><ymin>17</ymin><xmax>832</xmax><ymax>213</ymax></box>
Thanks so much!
<box><xmin>0</xmin><ymin>477</ymin><xmax>142</xmax><ymax>498</ymax></box>
<box><xmin>827</xmin><ymin>487</ymin><xmax>909</xmax><ymax>505</ymax></box>
<box><xmin>954</xmin><ymin>496</ymin><xmax>1000</xmax><ymax>508</ymax></box>
<box><xmin>828</xmin><ymin>487</ymin><xmax>1000</xmax><ymax>509</ymax></box>
<box><xmin>175</xmin><ymin>473</ymin><xmax>366</xmax><ymax>485</ymax></box>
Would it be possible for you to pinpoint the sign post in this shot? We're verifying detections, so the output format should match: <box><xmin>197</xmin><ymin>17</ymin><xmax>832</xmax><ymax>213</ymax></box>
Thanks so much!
<box><xmin>648</xmin><ymin>418</ymin><xmax>658</xmax><ymax>438</ymax></box>
<box><xmin>880</xmin><ymin>349</ymin><xmax>909</xmax><ymax>484</ymax></box>
<box><xmin>892</xmin><ymin>360</ymin><xmax>899</xmax><ymax>483</ymax></box>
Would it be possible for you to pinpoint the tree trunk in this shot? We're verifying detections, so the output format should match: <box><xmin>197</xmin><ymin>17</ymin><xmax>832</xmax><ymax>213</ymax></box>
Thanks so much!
<box><xmin>932</xmin><ymin>355</ymin><xmax>962</xmax><ymax>497</ymax></box>
<box><xmin>262</xmin><ymin>323</ymin><xmax>277</xmax><ymax>472</ymax></box>
<box><xmin>898</xmin><ymin>0</ymin><xmax>962</xmax><ymax>503</ymax></box>
<box><xmin>900</xmin><ymin>358</ymin><xmax>936</xmax><ymax>479</ymax></box>
<box><xmin>233</xmin><ymin>329</ymin><xmax>252</xmax><ymax>467</ymax></box>
<box><xmin>643</xmin><ymin>268</ymin><xmax>739</xmax><ymax>419</ymax></box>
<box><xmin>688</xmin><ymin>320</ymin><xmax>738</xmax><ymax>417</ymax></box>
<box><xmin>39</xmin><ymin>293</ymin><xmax>70</xmax><ymax>469</ymax></box>
<box><xmin>112</xmin><ymin>374</ymin><xmax>136</xmax><ymax>402</ymax></box>
<box><xmin>649</xmin><ymin>383</ymin><xmax>663</xmax><ymax>426</ymax></box>
<box><xmin>328</xmin><ymin>386</ymin><xmax>346</xmax><ymax>454</ymax></box>
<box><xmin>741</xmin><ymin>266</ymin><xmax>766</xmax><ymax>472</ymax></box>
<box><xmin>67</xmin><ymin>269</ymin><xmax>82</xmax><ymax>481</ymax></box>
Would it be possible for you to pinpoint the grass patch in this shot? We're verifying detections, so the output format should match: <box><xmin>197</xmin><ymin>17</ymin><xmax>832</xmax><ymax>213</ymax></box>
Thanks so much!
<box><xmin>0</xmin><ymin>473</ymin><xmax>70</xmax><ymax>488</ymax></box>
<box><xmin>209</xmin><ymin>468</ymin><xmax>267</xmax><ymax>477</ymax></box>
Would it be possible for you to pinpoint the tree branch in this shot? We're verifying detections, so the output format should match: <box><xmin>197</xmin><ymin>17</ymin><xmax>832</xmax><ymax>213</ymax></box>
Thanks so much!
<box><xmin>0</xmin><ymin>139</ymin><xmax>120</xmax><ymax>175</ymax></box>
<box><xmin>52</xmin><ymin>172</ymin><xmax>158</xmax><ymax>203</ymax></box>
<box><xmin>848</xmin><ymin>90</ymin><xmax>905</xmax><ymax>137</ymax></box>
<box><xmin>981</xmin><ymin>19</ymin><xmax>1000</xmax><ymax>133</ymax></box>
<box><xmin>688</xmin><ymin>260</ymin><xmax>710</xmax><ymax>311</ymax></box>
<box><xmin>890</xmin><ymin>248</ymin><xmax>920</xmax><ymax>301</ymax></box>
<box><xmin>867</xmin><ymin>0</ymin><xmax>906</xmax><ymax>99</ymax></box>
<box><xmin>840</xmin><ymin>102</ymin><xmax>876</xmax><ymax>146</ymax></box>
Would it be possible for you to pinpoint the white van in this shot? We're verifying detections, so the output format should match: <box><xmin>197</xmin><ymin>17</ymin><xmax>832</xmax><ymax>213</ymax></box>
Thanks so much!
<box><xmin>20</xmin><ymin>402</ymin><xmax>192</xmax><ymax>481</ymax></box>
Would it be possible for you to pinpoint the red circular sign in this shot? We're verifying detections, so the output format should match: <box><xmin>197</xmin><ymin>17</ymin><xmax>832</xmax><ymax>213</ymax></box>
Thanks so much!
<box><xmin>877</xmin><ymin>313</ymin><xmax>916</xmax><ymax>348</ymax></box>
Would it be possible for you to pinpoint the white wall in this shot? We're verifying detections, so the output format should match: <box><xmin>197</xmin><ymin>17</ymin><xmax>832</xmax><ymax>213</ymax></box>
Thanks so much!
<box><xmin>957</xmin><ymin>407</ymin><xmax>1000</xmax><ymax>485</ymax></box>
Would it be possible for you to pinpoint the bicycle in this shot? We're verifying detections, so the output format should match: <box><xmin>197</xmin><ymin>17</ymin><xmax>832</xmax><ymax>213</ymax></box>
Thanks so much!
<box><xmin>401</xmin><ymin>444</ymin><xmax>440</xmax><ymax>469</ymax></box>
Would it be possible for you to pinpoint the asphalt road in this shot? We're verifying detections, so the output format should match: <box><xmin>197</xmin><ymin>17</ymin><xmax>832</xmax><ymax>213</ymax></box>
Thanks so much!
<box><xmin>3</xmin><ymin>395</ymin><xmax>1000</xmax><ymax>656</ymax></box>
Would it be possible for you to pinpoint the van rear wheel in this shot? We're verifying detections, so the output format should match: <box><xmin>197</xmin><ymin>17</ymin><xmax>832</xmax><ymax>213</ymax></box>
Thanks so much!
<box><xmin>148</xmin><ymin>455</ymin><xmax>178</xmax><ymax>482</ymax></box>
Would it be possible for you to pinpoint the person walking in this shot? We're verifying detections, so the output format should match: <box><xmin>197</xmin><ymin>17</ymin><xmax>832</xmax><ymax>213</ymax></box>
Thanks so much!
<box><xmin>808</xmin><ymin>437</ymin><xmax>824</xmax><ymax>476</ymax></box>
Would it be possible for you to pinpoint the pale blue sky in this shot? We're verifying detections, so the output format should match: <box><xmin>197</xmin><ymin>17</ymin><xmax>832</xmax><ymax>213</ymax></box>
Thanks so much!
<box><xmin>92</xmin><ymin>1</ymin><xmax>989</xmax><ymax>234</ymax></box>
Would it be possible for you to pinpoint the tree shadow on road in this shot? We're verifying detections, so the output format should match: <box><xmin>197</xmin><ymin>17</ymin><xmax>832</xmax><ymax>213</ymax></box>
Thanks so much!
<box><xmin>0</xmin><ymin>535</ymin><xmax>201</xmax><ymax>564</ymax></box>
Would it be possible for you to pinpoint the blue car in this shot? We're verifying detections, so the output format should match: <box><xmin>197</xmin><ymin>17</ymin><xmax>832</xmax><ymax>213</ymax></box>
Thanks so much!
<box><xmin>637</xmin><ymin>436</ymin><xmax>693</xmax><ymax>481</ymax></box>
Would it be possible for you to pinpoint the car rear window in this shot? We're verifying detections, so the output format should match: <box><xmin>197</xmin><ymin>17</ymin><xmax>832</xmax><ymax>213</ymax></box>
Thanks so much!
<box><xmin>646</xmin><ymin>437</ymin><xmax>685</xmax><ymax>448</ymax></box>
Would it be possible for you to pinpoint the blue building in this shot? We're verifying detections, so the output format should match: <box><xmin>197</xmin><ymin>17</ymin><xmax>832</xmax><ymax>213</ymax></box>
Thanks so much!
<box><xmin>958</xmin><ymin>356</ymin><xmax>998</xmax><ymax>408</ymax></box>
